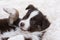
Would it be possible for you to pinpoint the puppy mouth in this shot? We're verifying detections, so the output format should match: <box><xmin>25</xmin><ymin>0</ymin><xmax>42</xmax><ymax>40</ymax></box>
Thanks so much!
<box><xmin>20</xmin><ymin>28</ymin><xmax>27</xmax><ymax>31</ymax></box>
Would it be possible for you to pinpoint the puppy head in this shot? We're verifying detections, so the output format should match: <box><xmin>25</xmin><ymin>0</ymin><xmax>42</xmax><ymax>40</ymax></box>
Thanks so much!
<box><xmin>19</xmin><ymin>5</ymin><xmax>50</xmax><ymax>32</ymax></box>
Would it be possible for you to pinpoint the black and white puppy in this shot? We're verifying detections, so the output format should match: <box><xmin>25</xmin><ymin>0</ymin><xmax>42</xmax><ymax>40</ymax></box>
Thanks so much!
<box><xmin>0</xmin><ymin>4</ymin><xmax>50</xmax><ymax>40</ymax></box>
<box><xmin>18</xmin><ymin>4</ymin><xmax>50</xmax><ymax>40</ymax></box>
<box><xmin>19</xmin><ymin>4</ymin><xmax>50</xmax><ymax>32</ymax></box>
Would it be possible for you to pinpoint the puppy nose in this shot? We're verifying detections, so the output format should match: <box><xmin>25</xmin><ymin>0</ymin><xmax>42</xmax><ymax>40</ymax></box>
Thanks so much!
<box><xmin>20</xmin><ymin>22</ymin><xmax>25</xmax><ymax>27</ymax></box>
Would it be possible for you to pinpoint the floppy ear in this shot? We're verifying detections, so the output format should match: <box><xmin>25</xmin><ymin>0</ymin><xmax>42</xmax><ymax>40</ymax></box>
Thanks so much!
<box><xmin>26</xmin><ymin>4</ymin><xmax>35</xmax><ymax>10</ymax></box>
<box><xmin>41</xmin><ymin>17</ymin><xmax>50</xmax><ymax>31</ymax></box>
<box><xmin>3</xmin><ymin>8</ymin><xmax>19</xmax><ymax>25</ymax></box>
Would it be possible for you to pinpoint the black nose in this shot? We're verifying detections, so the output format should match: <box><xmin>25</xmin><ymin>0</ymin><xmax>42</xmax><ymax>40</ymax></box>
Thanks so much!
<box><xmin>20</xmin><ymin>22</ymin><xmax>25</xmax><ymax>27</ymax></box>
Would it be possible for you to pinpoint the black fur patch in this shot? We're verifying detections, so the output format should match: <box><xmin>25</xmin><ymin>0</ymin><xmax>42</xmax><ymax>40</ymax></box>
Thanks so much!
<box><xmin>0</xmin><ymin>18</ymin><xmax>21</xmax><ymax>34</ymax></box>
<box><xmin>25</xmin><ymin>38</ymin><xmax>32</xmax><ymax>40</ymax></box>
<box><xmin>2</xmin><ymin>37</ymin><xmax>9</xmax><ymax>40</ymax></box>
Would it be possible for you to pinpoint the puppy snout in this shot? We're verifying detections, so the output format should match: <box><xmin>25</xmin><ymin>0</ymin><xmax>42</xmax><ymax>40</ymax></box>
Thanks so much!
<box><xmin>20</xmin><ymin>22</ymin><xmax>25</xmax><ymax>27</ymax></box>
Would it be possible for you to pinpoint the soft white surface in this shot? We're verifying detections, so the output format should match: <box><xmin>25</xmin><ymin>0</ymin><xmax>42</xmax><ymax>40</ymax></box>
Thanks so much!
<box><xmin>42</xmin><ymin>18</ymin><xmax>60</xmax><ymax>40</ymax></box>
<box><xmin>8</xmin><ymin>35</ymin><xmax>24</xmax><ymax>40</ymax></box>
<box><xmin>0</xmin><ymin>0</ymin><xmax>60</xmax><ymax>40</ymax></box>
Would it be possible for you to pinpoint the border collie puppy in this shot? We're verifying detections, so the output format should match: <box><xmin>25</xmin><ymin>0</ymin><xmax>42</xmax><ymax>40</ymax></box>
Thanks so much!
<box><xmin>18</xmin><ymin>4</ymin><xmax>50</xmax><ymax>40</ymax></box>
<box><xmin>0</xmin><ymin>8</ymin><xmax>21</xmax><ymax>40</ymax></box>
<box><xmin>19</xmin><ymin>4</ymin><xmax>50</xmax><ymax>32</ymax></box>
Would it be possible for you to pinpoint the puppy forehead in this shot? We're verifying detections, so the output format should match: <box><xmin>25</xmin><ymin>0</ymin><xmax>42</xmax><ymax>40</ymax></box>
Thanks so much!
<box><xmin>27</xmin><ymin>11</ymin><xmax>39</xmax><ymax>19</ymax></box>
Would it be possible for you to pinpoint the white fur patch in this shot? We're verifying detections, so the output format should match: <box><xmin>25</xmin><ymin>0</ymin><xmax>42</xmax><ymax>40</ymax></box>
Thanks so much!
<box><xmin>0</xmin><ymin>27</ymin><xmax>21</xmax><ymax>39</ymax></box>
<box><xmin>28</xmin><ymin>10</ymin><xmax>39</xmax><ymax>20</ymax></box>
<box><xmin>19</xmin><ymin>10</ymin><xmax>39</xmax><ymax>30</ymax></box>
<box><xmin>0</xmin><ymin>27</ymin><xmax>43</xmax><ymax>40</ymax></box>
<box><xmin>8</xmin><ymin>31</ymin><xmax>42</xmax><ymax>40</ymax></box>
<box><xmin>8</xmin><ymin>35</ymin><xmax>24</xmax><ymax>40</ymax></box>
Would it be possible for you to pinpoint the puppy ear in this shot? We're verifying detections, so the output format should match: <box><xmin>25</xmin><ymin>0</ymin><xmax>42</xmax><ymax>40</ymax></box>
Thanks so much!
<box><xmin>41</xmin><ymin>17</ymin><xmax>50</xmax><ymax>31</ymax></box>
<box><xmin>26</xmin><ymin>4</ymin><xmax>35</xmax><ymax>10</ymax></box>
<box><xmin>3</xmin><ymin>8</ymin><xmax>19</xmax><ymax>25</ymax></box>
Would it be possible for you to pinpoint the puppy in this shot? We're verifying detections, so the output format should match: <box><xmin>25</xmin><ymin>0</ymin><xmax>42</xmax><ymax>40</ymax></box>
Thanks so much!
<box><xmin>1</xmin><ymin>8</ymin><xmax>39</xmax><ymax>40</ymax></box>
<box><xmin>18</xmin><ymin>4</ymin><xmax>50</xmax><ymax>40</ymax></box>
<box><xmin>2</xmin><ymin>4</ymin><xmax>50</xmax><ymax>40</ymax></box>
<box><xmin>19</xmin><ymin>4</ymin><xmax>50</xmax><ymax>32</ymax></box>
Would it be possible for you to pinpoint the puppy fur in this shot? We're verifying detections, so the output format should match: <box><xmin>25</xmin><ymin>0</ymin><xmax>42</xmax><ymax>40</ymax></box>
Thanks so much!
<box><xmin>0</xmin><ymin>8</ymin><xmax>21</xmax><ymax>40</ymax></box>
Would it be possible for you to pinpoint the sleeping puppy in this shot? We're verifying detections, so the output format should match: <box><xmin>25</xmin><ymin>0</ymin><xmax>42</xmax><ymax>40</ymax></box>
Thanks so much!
<box><xmin>18</xmin><ymin>4</ymin><xmax>50</xmax><ymax>40</ymax></box>
<box><xmin>0</xmin><ymin>8</ymin><xmax>21</xmax><ymax>40</ymax></box>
